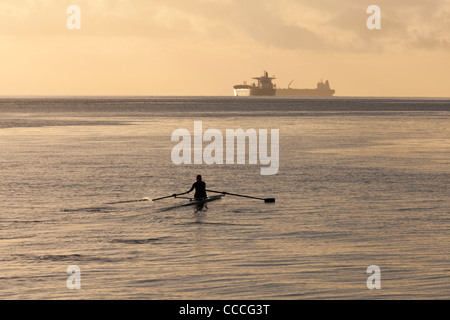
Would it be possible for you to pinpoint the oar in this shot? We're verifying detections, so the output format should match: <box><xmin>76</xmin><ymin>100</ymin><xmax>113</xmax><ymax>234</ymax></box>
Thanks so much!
<box><xmin>152</xmin><ymin>192</ymin><xmax>189</xmax><ymax>201</ymax></box>
<box><xmin>107</xmin><ymin>198</ymin><xmax>150</xmax><ymax>204</ymax></box>
<box><xmin>206</xmin><ymin>189</ymin><xmax>275</xmax><ymax>203</ymax></box>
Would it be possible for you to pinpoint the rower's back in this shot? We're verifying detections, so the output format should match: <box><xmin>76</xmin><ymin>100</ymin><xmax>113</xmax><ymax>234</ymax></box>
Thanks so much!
<box><xmin>192</xmin><ymin>176</ymin><xmax>207</xmax><ymax>200</ymax></box>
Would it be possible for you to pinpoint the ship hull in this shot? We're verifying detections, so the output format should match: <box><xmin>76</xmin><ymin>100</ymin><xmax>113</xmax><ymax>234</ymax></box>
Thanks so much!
<box><xmin>250</xmin><ymin>88</ymin><xmax>276</xmax><ymax>96</ymax></box>
<box><xmin>276</xmin><ymin>88</ymin><xmax>335</xmax><ymax>97</ymax></box>
<box><xmin>233</xmin><ymin>86</ymin><xmax>277</xmax><ymax>96</ymax></box>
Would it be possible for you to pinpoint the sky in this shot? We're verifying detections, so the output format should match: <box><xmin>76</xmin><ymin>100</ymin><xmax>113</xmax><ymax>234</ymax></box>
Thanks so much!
<box><xmin>1</xmin><ymin>0</ymin><xmax>450</xmax><ymax>97</ymax></box>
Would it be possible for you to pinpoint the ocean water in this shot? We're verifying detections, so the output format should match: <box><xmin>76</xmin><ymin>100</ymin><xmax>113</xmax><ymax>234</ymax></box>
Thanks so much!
<box><xmin>0</xmin><ymin>97</ymin><xmax>449</xmax><ymax>300</ymax></box>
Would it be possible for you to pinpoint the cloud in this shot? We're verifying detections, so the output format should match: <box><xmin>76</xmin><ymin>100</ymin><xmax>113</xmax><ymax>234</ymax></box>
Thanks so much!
<box><xmin>299</xmin><ymin>0</ymin><xmax>450</xmax><ymax>52</ymax></box>
<box><xmin>1</xmin><ymin>0</ymin><xmax>449</xmax><ymax>52</ymax></box>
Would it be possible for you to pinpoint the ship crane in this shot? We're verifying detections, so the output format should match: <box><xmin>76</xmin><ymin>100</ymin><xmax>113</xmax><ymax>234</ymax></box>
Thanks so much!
<box><xmin>287</xmin><ymin>79</ymin><xmax>295</xmax><ymax>89</ymax></box>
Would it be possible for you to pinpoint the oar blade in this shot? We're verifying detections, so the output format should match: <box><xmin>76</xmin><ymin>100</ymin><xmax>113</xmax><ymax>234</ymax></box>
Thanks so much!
<box><xmin>206</xmin><ymin>189</ymin><xmax>274</xmax><ymax>203</ymax></box>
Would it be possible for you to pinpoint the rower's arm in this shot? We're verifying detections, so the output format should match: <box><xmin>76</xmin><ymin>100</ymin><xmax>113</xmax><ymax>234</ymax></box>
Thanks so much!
<box><xmin>187</xmin><ymin>184</ymin><xmax>195</xmax><ymax>193</ymax></box>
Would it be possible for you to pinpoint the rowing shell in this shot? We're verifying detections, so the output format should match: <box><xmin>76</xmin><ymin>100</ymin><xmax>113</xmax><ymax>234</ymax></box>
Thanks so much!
<box><xmin>180</xmin><ymin>195</ymin><xmax>223</xmax><ymax>207</ymax></box>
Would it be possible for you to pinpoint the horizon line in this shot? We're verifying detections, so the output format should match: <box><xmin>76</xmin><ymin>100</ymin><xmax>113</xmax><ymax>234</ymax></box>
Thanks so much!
<box><xmin>1</xmin><ymin>95</ymin><xmax>450</xmax><ymax>100</ymax></box>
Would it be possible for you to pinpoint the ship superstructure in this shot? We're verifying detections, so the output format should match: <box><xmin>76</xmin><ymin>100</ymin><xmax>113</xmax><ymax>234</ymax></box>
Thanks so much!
<box><xmin>233</xmin><ymin>71</ymin><xmax>276</xmax><ymax>96</ymax></box>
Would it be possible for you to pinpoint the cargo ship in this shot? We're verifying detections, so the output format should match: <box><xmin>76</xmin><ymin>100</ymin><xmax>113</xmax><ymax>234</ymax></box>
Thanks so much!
<box><xmin>233</xmin><ymin>71</ymin><xmax>335</xmax><ymax>97</ymax></box>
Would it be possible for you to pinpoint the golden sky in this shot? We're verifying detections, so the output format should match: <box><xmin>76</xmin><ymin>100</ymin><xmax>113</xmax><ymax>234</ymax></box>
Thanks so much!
<box><xmin>1</xmin><ymin>0</ymin><xmax>450</xmax><ymax>97</ymax></box>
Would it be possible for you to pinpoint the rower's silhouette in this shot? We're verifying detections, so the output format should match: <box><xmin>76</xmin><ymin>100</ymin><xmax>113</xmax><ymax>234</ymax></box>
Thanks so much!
<box><xmin>187</xmin><ymin>175</ymin><xmax>207</xmax><ymax>200</ymax></box>
<box><xmin>187</xmin><ymin>175</ymin><xmax>208</xmax><ymax>212</ymax></box>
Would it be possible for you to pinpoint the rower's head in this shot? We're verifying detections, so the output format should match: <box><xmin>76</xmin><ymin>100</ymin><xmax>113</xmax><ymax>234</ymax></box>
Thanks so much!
<box><xmin>196</xmin><ymin>175</ymin><xmax>202</xmax><ymax>182</ymax></box>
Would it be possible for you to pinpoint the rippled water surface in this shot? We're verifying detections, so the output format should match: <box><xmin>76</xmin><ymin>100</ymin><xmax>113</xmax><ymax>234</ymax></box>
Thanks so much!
<box><xmin>0</xmin><ymin>97</ymin><xmax>449</xmax><ymax>299</ymax></box>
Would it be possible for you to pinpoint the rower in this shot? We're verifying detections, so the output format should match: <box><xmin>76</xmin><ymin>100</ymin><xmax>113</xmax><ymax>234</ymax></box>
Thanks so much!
<box><xmin>187</xmin><ymin>175</ymin><xmax>207</xmax><ymax>200</ymax></box>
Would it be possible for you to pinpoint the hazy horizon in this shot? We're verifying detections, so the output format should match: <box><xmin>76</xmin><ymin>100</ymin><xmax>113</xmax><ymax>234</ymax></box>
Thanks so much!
<box><xmin>1</xmin><ymin>0</ymin><xmax>450</xmax><ymax>97</ymax></box>
<box><xmin>1</xmin><ymin>95</ymin><xmax>450</xmax><ymax>99</ymax></box>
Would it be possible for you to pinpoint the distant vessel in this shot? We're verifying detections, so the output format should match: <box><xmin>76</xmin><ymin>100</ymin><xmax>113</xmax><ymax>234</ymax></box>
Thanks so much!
<box><xmin>233</xmin><ymin>71</ymin><xmax>335</xmax><ymax>97</ymax></box>
<box><xmin>233</xmin><ymin>71</ymin><xmax>276</xmax><ymax>96</ymax></box>
<box><xmin>276</xmin><ymin>79</ymin><xmax>335</xmax><ymax>97</ymax></box>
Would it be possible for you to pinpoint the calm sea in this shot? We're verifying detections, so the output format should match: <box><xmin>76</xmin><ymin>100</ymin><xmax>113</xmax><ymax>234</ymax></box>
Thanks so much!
<box><xmin>0</xmin><ymin>97</ymin><xmax>449</xmax><ymax>299</ymax></box>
